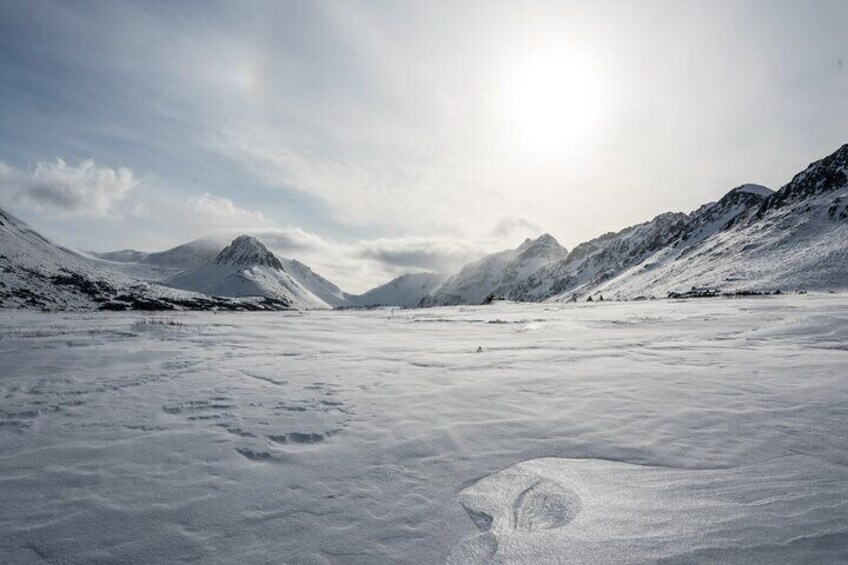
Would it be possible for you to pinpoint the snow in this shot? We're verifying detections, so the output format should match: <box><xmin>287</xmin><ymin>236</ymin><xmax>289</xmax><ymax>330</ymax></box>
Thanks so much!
<box><xmin>2</xmin><ymin>294</ymin><xmax>847</xmax><ymax>564</ymax></box>
<box><xmin>586</xmin><ymin>180</ymin><xmax>848</xmax><ymax>299</ymax></box>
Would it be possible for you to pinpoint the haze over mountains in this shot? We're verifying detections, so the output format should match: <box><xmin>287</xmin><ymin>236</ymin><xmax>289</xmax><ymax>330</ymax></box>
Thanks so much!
<box><xmin>2</xmin><ymin>143</ymin><xmax>846</xmax><ymax>311</ymax></box>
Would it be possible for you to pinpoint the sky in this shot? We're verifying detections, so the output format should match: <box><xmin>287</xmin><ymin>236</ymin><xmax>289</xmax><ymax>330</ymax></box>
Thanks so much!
<box><xmin>0</xmin><ymin>0</ymin><xmax>846</xmax><ymax>292</ymax></box>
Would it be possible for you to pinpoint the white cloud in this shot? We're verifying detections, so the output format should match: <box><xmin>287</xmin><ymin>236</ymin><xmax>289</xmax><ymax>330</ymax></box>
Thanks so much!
<box><xmin>9</xmin><ymin>159</ymin><xmax>137</xmax><ymax>217</ymax></box>
<box><xmin>356</xmin><ymin>236</ymin><xmax>482</xmax><ymax>273</ymax></box>
<box><xmin>188</xmin><ymin>192</ymin><xmax>271</xmax><ymax>228</ymax></box>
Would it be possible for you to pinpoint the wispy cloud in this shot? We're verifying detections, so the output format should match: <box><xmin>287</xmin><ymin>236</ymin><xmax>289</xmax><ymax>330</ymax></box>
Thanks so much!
<box><xmin>1</xmin><ymin>159</ymin><xmax>136</xmax><ymax>217</ymax></box>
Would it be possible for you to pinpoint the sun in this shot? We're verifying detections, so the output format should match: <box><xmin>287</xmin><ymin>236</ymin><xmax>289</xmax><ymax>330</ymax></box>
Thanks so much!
<box><xmin>501</xmin><ymin>46</ymin><xmax>607</xmax><ymax>160</ymax></box>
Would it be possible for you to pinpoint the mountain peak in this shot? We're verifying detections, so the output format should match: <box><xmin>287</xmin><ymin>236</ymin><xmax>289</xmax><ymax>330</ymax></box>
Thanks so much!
<box><xmin>518</xmin><ymin>233</ymin><xmax>560</xmax><ymax>251</ymax></box>
<box><xmin>757</xmin><ymin>142</ymin><xmax>848</xmax><ymax>216</ymax></box>
<box><xmin>214</xmin><ymin>235</ymin><xmax>283</xmax><ymax>270</ymax></box>
<box><xmin>733</xmin><ymin>184</ymin><xmax>773</xmax><ymax>198</ymax></box>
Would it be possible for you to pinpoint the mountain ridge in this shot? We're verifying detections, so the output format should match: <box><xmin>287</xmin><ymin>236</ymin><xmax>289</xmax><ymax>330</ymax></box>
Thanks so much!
<box><xmin>4</xmin><ymin>143</ymin><xmax>847</xmax><ymax>310</ymax></box>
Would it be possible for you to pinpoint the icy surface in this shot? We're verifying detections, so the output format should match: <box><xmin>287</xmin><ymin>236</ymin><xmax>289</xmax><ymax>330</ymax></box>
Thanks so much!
<box><xmin>1</xmin><ymin>296</ymin><xmax>847</xmax><ymax>564</ymax></box>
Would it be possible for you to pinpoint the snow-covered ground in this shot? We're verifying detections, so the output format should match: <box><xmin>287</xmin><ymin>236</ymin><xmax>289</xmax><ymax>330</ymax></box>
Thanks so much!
<box><xmin>1</xmin><ymin>295</ymin><xmax>847</xmax><ymax>564</ymax></box>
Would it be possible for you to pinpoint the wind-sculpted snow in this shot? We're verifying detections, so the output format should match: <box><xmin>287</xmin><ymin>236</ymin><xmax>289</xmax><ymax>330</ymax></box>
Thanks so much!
<box><xmin>450</xmin><ymin>455</ymin><xmax>848</xmax><ymax>564</ymax></box>
<box><xmin>1</xmin><ymin>295</ymin><xmax>847</xmax><ymax>564</ymax></box>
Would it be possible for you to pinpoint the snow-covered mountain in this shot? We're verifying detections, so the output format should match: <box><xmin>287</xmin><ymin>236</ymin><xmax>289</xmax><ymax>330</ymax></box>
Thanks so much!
<box><xmin>584</xmin><ymin>145</ymin><xmax>848</xmax><ymax>299</ymax></box>
<box><xmin>416</xmin><ymin>144</ymin><xmax>847</xmax><ymax>305</ymax></box>
<box><xmin>94</xmin><ymin>237</ymin><xmax>224</xmax><ymax>270</ymax></box>
<box><xmin>5</xmin><ymin>143</ymin><xmax>847</xmax><ymax>310</ymax></box>
<box><xmin>165</xmin><ymin>235</ymin><xmax>341</xmax><ymax>309</ymax></box>
<box><xmin>0</xmin><ymin>208</ymin><xmax>291</xmax><ymax>311</ymax></box>
<box><xmin>420</xmin><ymin>234</ymin><xmax>568</xmax><ymax>306</ymax></box>
<box><xmin>95</xmin><ymin>237</ymin><xmax>351</xmax><ymax>307</ymax></box>
<box><xmin>90</xmin><ymin>237</ymin><xmax>227</xmax><ymax>281</ymax></box>
<box><xmin>278</xmin><ymin>258</ymin><xmax>351</xmax><ymax>307</ymax></box>
<box><xmin>505</xmin><ymin>212</ymin><xmax>690</xmax><ymax>302</ymax></box>
<box><xmin>348</xmin><ymin>272</ymin><xmax>444</xmax><ymax>307</ymax></box>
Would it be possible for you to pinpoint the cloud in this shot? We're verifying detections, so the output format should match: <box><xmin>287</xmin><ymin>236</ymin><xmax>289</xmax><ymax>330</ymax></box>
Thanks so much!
<box><xmin>490</xmin><ymin>216</ymin><xmax>543</xmax><ymax>239</ymax></box>
<box><xmin>251</xmin><ymin>227</ymin><xmax>334</xmax><ymax>254</ymax></box>
<box><xmin>207</xmin><ymin>124</ymin><xmax>495</xmax><ymax>236</ymax></box>
<box><xmin>356</xmin><ymin>237</ymin><xmax>482</xmax><ymax>273</ymax></box>
<box><xmin>5</xmin><ymin>159</ymin><xmax>137</xmax><ymax>217</ymax></box>
<box><xmin>188</xmin><ymin>192</ymin><xmax>271</xmax><ymax>228</ymax></box>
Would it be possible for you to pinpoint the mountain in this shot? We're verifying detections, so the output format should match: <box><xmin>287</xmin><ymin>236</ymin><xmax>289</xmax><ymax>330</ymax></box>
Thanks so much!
<box><xmin>90</xmin><ymin>237</ymin><xmax>227</xmax><ymax>281</ymax></box>
<box><xmin>93</xmin><ymin>237</ymin><xmax>224</xmax><ymax>269</ymax></box>
<box><xmin>419</xmin><ymin>234</ymin><xmax>568</xmax><ymax>306</ymax></box>
<box><xmin>278</xmin><ymin>258</ymin><xmax>351</xmax><ymax>307</ymax></box>
<box><xmin>582</xmin><ymin>145</ymin><xmax>848</xmax><ymax>299</ymax></box>
<box><xmin>507</xmin><ymin>184</ymin><xmax>775</xmax><ymax>302</ymax></box>
<box><xmin>94</xmin><ymin>237</ymin><xmax>351</xmax><ymax>306</ymax></box>
<box><xmin>165</xmin><ymin>235</ymin><xmax>339</xmax><ymax>309</ymax></box>
<box><xmin>0</xmin><ymin>209</ymin><xmax>291</xmax><ymax>311</ymax></box>
<box><xmin>348</xmin><ymin>272</ymin><xmax>444</xmax><ymax>307</ymax></box>
<box><xmin>505</xmin><ymin>212</ymin><xmax>689</xmax><ymax>301</ymax></box>
<box><xmin>92</xmin><ymin>249</ymin><xmax>149</xmax><ymax>263</ymax></box>
<box><xmin>416</xmin><ymin>144</ymin><xmax>847</xmax><ymax>305</ymax></box>
<box><xmin>5</xmin><ymin>143</ymin><xmax>847</xmax><ymax>310</ymax></box>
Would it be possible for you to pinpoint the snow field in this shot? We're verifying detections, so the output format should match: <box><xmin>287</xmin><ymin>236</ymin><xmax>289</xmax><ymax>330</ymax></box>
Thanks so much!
<box><xmin>1</xmin><ymin>295</ymin><xmax>847</xmax><ymax>563</ymax></box>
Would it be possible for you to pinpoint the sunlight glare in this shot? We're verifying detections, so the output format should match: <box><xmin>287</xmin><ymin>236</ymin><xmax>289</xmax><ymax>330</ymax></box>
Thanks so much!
<box><xmin>502</xmin><ymin>46</ymin><xmax>607</xmax><ymax>160</ymax></box>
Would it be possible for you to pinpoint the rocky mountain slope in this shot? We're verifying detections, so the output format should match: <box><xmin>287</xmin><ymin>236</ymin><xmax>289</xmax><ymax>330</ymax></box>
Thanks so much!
<box><xmin>583</xmin><ymin>145</ymin><xmax>848</xmax><ymax>299</ymax></box>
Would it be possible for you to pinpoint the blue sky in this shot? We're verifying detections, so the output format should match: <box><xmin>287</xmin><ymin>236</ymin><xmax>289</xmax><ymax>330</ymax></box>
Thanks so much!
<box><xmin>0</xmin><ymin>0</ymin><xmax>846</xmax><ymax>291</ymax></box>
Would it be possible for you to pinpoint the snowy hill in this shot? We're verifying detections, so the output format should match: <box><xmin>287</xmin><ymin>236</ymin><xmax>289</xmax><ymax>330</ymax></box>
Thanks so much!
<box><xmin>420</xmin><ymin>234</ymin><xmax>568</xmax><ymax>306</ymax></box>
<box><xmin>165</xmin><ymin>235</ymin><xmax>339</xmax><ymax>309</ymax></box>
<box><xmin>0</xmin><ymin>208</ymin><xmax>291</xmax><ymax>311</ymax></box>
<box><xmin>348</xmin><ymin>272</ymin><xmax>444</xmax><ymax>307</ymax></box>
